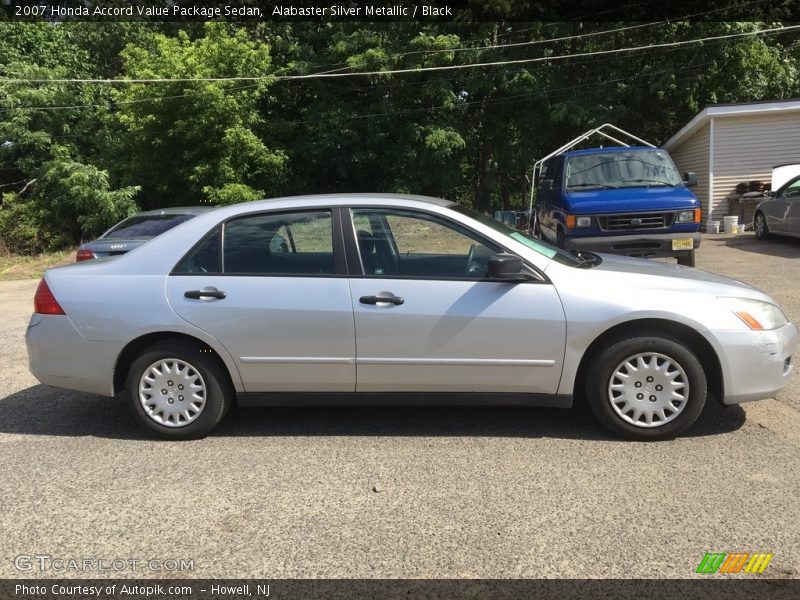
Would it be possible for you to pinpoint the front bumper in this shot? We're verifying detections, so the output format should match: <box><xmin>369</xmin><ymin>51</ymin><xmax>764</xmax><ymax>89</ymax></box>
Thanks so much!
<box><xmin>715</xmin><ymin>322</ymin><xmax>797</xmax><ymax>404</ymax></box>
<box><xmin>26</xmin><ymin>314</ymin><xmax>121</xmax><ymax>397</ymax></box>
<box><xmin>565</xmin><ymin>232</ymin><xmax>701</xmax><ymax>258</ymax></box>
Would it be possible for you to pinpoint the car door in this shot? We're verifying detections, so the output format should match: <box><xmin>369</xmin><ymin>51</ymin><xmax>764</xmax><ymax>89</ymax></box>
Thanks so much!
<box><xmin>165</xmin><ymin>208</ymin><xmax>356</xmax><ymax>392</ymax></box>
<box><xmin>779</xmin><ymin>177</ymin><xmax>800</xmax><ymax>235</ymax></box>
<box><xmin>767</xmin><ymin>176</ymin><xmax>800</xmax><ymax>233</ymax></box>
<box><xmin>346</xmin><ymin>207</ymin><xmax>567</xmax><ymax>394</ymax></box>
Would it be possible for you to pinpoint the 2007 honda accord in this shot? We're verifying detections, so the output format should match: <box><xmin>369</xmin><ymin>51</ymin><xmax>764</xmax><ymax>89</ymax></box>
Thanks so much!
<box><xmin>26</xmin><ymin>194</ymin><xmax>797</xmax><ymax>440</ymax></box>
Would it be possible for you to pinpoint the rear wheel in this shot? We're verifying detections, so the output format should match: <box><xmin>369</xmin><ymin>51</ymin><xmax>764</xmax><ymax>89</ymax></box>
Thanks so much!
<box><xmin>585</xmin><ymin>333</ymin><xmax>707</xmax><ymax>440</ymax></box>
<box><xmin>125</xmin><ymin>340</ymin><xmax>232</xmax><ymax>439</ymax></box>
<box><xmin>676</xmin><ymin>250</ymin><xmax>695</xmax><ymax>267</ymax></box>
<box><xmin>754</xmin><ymin>212</ymin><xmax>771</xmax><ymax>240</ymax></box>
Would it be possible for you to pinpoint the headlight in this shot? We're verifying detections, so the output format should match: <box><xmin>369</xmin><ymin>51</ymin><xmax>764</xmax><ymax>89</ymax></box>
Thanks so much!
<box><xmin>566</xmin><ymin>215</ymin><xmax>592</xmax><ymax>228</ymax></box>
<box><xmin>677</xmin><ymin>209</ymin><xmax>701</xmax><ymax>223</ymax></box>
<box><xmin>718</xmin><ymin>297</ymin><xmax>788</xmax><ymax>330</ymax></box>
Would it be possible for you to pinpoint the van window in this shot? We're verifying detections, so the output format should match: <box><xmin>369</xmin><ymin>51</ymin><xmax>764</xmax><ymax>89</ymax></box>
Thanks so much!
<box><xmin>565</xmin><ymin>150</ymin><xmax>682</xmax><ymax>190</ymax></box>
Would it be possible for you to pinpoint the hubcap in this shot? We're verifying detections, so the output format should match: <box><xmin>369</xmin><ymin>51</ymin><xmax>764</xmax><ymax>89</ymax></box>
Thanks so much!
<box><xmin>139</xmin><ymin>359</ymin><xmax>206</xmax><ymax>428</ymax></box>
<box><xmin>755</xmin><ymin>215</ymin><xmax>764</xmax><ymax>236</ymax></box>
<box><xmin>607</xmin><ymin>352</ymin><xmax>689</xmax><ymax>428</ymax></box>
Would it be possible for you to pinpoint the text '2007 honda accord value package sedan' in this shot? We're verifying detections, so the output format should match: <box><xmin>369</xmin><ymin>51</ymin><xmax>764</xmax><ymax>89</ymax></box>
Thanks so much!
<box><xmin>26</xmin><ymin>194</ymin><xmax>796</xmax><ymax>440</ymax></box>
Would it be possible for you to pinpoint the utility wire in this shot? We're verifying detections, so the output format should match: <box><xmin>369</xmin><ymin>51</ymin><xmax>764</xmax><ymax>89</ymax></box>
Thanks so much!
<box><xmin>392</xmin><ymin>0</ymin><xmax>770</xmax><ymax>58</ymax></box>
<box><xmin>246</xmin><ymin>3</ymin><xmax>765</xmax><ymax>77</ymax></box>
<box><xmin>0</xmin><ymin>23</ymin><xmax>795</xmax><ymax>85</ymax></box>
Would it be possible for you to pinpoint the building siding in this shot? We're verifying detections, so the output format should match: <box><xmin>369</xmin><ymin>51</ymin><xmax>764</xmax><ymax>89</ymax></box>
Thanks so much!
<box><xmin>712</xmin><ymin>112</ymin><xmax>800</xmax><ymax>221</ymax></box>
<box><xmin>668</xmin><ymin>123</ymin><xmax>710</xmax><ymax>224</ymax></box>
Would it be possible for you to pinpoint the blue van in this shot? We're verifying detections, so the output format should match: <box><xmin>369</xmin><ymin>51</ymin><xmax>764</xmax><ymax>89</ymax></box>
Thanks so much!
<box><xmin>535</xmin><ymin>146</ymin><xmax>701</xmax><ymax>266</ymax></box>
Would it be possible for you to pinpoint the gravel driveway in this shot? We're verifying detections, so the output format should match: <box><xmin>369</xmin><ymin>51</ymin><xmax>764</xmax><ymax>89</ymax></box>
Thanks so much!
<box><xmin>0</xmin><ymin>232</ymin><xmax>798</xmax><ymax>579</ymax></box>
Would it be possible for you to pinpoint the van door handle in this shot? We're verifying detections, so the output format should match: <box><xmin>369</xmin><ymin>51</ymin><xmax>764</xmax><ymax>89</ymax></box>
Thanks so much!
<box><xmin>185</xmin><ymin>287</ymin><xmax>227</xmax><ymax>300</ymax></box>
<box><xmin>359</xmin><ymin>293</ymin><xmax>404</xmax><ymax>306</ymax></box>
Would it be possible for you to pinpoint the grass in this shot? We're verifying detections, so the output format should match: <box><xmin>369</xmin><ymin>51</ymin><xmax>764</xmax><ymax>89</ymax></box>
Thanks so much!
<box><xmin>0</xmin><ymin>247</ymin><xmax>77</xmax><ymax>281</ymax></box>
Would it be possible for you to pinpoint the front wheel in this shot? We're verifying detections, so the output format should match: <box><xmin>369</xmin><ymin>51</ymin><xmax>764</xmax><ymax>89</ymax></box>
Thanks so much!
<box><xmin>754</xmin><ymin>212</ymin><xmax>771</xmax><ymax>240</ymax></box>
<box><xmin>585</xmin><ymin>333</ymin><xmax>707</xmax><ymax>440</ymax></box>
<box><xmin>555</xmin><ymin>227</ymin><xmax>566</xmax><ymax>249</ymax></box>
<box><xmin>125</xmin><ymin>340</ymin><xmax>233</xmax><ymax>439</ymax></box>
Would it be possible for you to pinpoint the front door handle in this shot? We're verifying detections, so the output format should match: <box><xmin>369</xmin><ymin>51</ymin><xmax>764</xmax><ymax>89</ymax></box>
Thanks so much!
<box><xmin>184</xmin><ymin>287</ymin><xmax>227</xmax><ymax>300</ymax></box>
<box><xmin>359</xmin><ymin>292</ymin><xmax>404</xmax><ymax>306</ymax></box>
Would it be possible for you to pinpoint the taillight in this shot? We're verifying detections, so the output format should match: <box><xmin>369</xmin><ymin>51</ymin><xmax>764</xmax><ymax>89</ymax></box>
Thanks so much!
<box><xmin>34</xmin><ymin>278</ymin><xmax>65</xmax><ymax>315</ymax></box>
<box><xmin>76</xmin><ymin>248</ymin><xmax>94</xmax><ymax>261</ymax></box>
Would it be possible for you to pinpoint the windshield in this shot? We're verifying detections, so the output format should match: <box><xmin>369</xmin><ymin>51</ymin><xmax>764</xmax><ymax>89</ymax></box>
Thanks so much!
<box><xmin>565</xmin><ymin>149</ymin><xmax>682</xmax><ymax>190</ymax></box>
<box><xmin>450</xmin><ymin>205</ymin><xmax>583</xmax><ymax>267</ymax></box>
<box><xmin>103</xmin><ymin>214</ymin><xmax>196</xmax><ymax>239</ymax></box>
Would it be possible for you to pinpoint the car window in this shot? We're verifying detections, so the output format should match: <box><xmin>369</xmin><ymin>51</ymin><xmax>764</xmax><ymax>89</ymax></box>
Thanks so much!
<box><xmin>351</xmin><ymin>208</ymin><xmax>498</xmax><ymax>279</ymax></box>
<box><xmin>104</xmin><ymin>214</ymin><xmax>195</xmax><ymax>238</ymax></box>
<box><xmin>173</xmin><ymin>227</ymin><xmax>222</xmax><ymax>274</ymax></box>
<box><xmin>224</xmin><ymin>211</ymin><xmax>334</xmax><ymax>275</ymax></box>
<box><xmin>780</xmin><ymin>178</ymin><xmax>800</xmax><ymax>198</ymax></box>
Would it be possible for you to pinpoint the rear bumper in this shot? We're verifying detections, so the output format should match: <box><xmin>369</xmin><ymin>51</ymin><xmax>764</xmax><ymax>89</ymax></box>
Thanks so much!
<box><xmin>715</xmin><ymin>322</ymin><xmax>797</xmax><ymax>405</ymax></box>
<box><xmin>25</xmin><ymin>314</ymin><xmax>120</xmax><ymax>397</ymax></box>
<box><xmin>565</xmin><ymin>232</ymin><xmax>701</xmax><ymax>258</ymax></box>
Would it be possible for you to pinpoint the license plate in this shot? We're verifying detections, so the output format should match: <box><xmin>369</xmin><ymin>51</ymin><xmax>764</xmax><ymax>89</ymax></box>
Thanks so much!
<box><xmin>672</xmin><ymin>238</ymin><xmax>693</xmax><ymax>251</ymax></box>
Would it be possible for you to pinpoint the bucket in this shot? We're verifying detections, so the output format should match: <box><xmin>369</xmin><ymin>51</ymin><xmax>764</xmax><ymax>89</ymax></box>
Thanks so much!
<box><xmin>723</xmin><ymin>215</ymin><xmax>739</xmax><ymax>233</ymax></box>
<box><xmin>707</xmin><ymin>221</ymin><xmax>721</xmax><ymax>234</ymax></box>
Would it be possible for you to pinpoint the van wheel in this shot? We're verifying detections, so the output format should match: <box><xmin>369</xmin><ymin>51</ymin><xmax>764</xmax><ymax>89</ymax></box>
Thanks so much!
<box><xmin>556</xmin><ymin>227</ymin><xmax>566</xmax><ymax>248</ymax></box>
<box><xmin>676</xmin><ymin>250</ymin><xmax>695</xmax><ymax>267</ymax></box>
<box><xmin>125</xmin><ymin>340</ymin><xmax>233</xmax><ymax>439</ymax></box>
<box><xmin>585</xmin><ymin>333</ymin><xmax>707</xmax><ymax>440</ymax></box>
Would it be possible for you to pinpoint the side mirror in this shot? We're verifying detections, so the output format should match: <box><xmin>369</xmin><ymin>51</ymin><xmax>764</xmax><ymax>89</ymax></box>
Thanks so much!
<box><xmin>487</xmin><ymin>253</ymin><xmax>530</xmax><ymax>281</ymax></box>
<box><xmin>767</xmin><ymin>190</ymin><xmax>777</xmax><ymax>198</ymax></box>
<box><xmin>539</xmin><ymin>179</ymin><xmax>553</xmax><ymax>192</ymax></box>
<box><xmin>683</xmin><ymin>172</ymin><xmax>698</xmax><ymax>187</ymax></box>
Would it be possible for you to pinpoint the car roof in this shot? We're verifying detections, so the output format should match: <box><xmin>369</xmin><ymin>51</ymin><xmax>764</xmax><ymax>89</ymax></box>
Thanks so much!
<box><xmin>229</xmin><ymin>193</ymin><xmax>456</xmax><ymax>210</ymax></box>
<box><xmin>563</xmin><ymin>146</ymin><xmax>660</xmax><ymax>157</ymax></box>
<box><xmin>130</xmin><ymin>206</ymin><xmax>216</xmax><ymax>217</ymax></box>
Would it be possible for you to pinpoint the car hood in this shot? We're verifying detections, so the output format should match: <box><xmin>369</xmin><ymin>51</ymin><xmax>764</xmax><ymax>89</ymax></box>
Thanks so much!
<box><xmin>585</xmin><ymin>253</ymin><xmax>767</xmax><ymax>298</ymax></box>
<box><xmin>565</xmin><ymin>186</ymin><xmax>699</xmax><ymax>213</ymax></box>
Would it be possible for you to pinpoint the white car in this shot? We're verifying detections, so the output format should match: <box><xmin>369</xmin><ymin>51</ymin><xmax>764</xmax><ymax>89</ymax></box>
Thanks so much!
<box><xmin>26</xmin><ymin>194</ymin><xmax>796</xmax><ymax>440</ymax></box>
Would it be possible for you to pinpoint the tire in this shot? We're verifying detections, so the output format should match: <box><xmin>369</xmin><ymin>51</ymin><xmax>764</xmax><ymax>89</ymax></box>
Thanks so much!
<box><xmin>125</xmin><ymin>339</ymin><xmax>233</xmax><ymax>440</ymax></box>
<box><xmin>676</xmin><ymin>250</ymin><xmax>695</xmax><ymax>267</ymax></box>
<box><xmin>754</xmin><ymin>212</ymin><xmax>771</xmax><ymax>240</ymax></box>
<box><xmin>584</xmin><ymin>333</ymin><xmax>707</xmax><ymax>440</ymax></box>
<box><xmin>555</xmin><ymin>227</ymin><xmax>566</xmax><ymax>249</ymax></box>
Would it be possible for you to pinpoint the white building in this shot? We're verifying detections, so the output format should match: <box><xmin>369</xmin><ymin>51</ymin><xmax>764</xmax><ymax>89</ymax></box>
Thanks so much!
<box><xmin>664</xmin><ymin>100</ymin><xmax>800</xmax><ymax>228</ymax></box>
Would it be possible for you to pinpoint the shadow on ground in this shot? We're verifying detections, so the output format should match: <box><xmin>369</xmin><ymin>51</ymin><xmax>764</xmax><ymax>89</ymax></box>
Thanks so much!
<box><xmin>720</xmin><ymin>233</ymin><xmax>800</xmax><ymax>258</ymax></box>
<box><xmin>0</xmin><ymin>384</ymin><xmax>746</xmax><ymax>442</ymax></box>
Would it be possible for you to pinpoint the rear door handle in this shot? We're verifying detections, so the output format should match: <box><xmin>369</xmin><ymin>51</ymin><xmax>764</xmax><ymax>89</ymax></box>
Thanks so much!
<box><xmin>184</xmin><ymin>287</ymin><xmax>227</xmax><ymax>300</ymax></box>
<box><xmin>359</xmin><ymin>292</ymin><xmax>404</xmax><ymax>306</ymax></box>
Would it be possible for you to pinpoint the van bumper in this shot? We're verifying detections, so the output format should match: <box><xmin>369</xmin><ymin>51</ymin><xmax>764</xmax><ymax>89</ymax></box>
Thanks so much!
<box><xmin>564</xmin><ymin>232</ymin><xmax>701</xmax><ymax>258</ymax></box>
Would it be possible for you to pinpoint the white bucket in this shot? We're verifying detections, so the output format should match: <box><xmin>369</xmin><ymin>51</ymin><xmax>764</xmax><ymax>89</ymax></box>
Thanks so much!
<box><xmin>707</xmin><ymin>221</ymin><xmax>721</xmax><ymax>234</ymax></box>
<box><xmin>723</xmin><ymin>215</ymin><xmax>739</xmax><ymax>233</ymax></box>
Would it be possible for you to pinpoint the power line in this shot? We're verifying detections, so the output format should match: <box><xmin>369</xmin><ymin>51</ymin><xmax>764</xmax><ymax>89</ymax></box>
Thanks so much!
<box><xmin>391</xmin><ymin>0</ymin><xmax>770</xmax><ymax>58</ymax></box>
<box><xmin>1</xmin><ymin>23</ymin><xmax>796</xmax><ymax>86</ymax></box>
<box><xmin>283</xmin><ymin>62</ymin><xmax>714</xmax><ymax>126</ymax></box>
<box><xmin>263</xmin><ymin>3</ymin><xmax>762</xmax><ymax>79</ymax></box>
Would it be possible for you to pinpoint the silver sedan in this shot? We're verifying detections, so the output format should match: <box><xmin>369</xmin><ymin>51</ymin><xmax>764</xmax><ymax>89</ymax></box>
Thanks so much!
<box><xmin>754</xmin><ymin>174</ymin><xmax>800</xmax><ymax>240</ymax></box>
<box><xmin>26</xmin><ymin>194</ymin><xmax>797</xmax><ymax>440</ymax></box>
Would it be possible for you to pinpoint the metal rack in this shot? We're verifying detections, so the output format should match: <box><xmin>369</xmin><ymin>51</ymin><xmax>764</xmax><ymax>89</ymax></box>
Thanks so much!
<box><xmin>527</xmin><ymin>124</ymin><xmax>656</xmax><ymax>230</ymax></box>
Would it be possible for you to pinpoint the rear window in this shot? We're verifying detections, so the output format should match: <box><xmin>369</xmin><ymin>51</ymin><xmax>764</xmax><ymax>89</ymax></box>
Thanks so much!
<box><xmin>103</xmin><ymin>214</ymin><xmax>196</xmax><ymax>239</ymax></box>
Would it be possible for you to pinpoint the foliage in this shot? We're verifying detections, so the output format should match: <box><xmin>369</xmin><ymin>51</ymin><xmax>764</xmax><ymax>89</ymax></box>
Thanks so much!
<box><xmin>1</xmin><ymin>20</ymin><xmax>799</xmax><ymax>254</ymax></box>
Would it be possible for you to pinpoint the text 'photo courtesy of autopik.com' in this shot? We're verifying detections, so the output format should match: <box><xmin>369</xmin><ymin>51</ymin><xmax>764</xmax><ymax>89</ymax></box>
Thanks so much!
<box><xmin>1</xmin><ymin>0</ymin><xmax>800</xmax><ymax>598</ymax></box>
